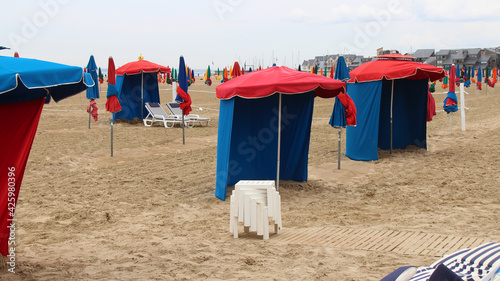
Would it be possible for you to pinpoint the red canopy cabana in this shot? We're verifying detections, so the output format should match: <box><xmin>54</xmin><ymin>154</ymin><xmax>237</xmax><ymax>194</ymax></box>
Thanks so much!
<box><xmin>215</xmin><ymin>66</ymin><xmax>345</xmax><ymax>199</ymax></box>
<box><xmin>346</xmin><ymin>56</ymin><xmax>446</xmax><ymax>160</ymax></box>
<box><xmin>114</xmin><ymin>59</ymin><xmax>171</xmax><ymax>120</ymax></box>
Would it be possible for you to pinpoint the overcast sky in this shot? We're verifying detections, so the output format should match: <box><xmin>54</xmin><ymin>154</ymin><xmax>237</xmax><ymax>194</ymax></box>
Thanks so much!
<box><xmin>1</xmin><ymin>0</ymin><xmax>499</xmax><ymax>70</ymax></box>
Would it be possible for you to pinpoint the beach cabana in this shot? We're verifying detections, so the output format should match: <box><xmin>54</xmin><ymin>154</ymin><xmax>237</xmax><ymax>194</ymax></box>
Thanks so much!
<box><xmin>114</xmin><ymin>58</ymin><xmax>171</xmax><ymax>120</ymax></box>
<box><xmin>0</xmin><ymin>55</ymin><xmax>92</xmax><ymax>256</ymax></box>
<box><xmin>215</xmin><ymin>66</ymin><xmax>345</xmax><ymax>200</ymax></box>
<box><xmin>345</xmin><ymin>54</ymin><xmax>446</xmax><ymax>161</ymax></box>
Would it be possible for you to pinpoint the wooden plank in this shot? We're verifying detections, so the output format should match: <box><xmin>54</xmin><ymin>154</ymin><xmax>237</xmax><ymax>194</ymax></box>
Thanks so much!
<box><xmin>271</xmin><ymin>226</ymin><xmax>488</xmax><ymax>260</ymax></box>
<box><xmin>362</xmin><ymin>230</ymin><xmax>398</xmax><ymax>251</ymax></box>
<box><xmin>279</xmin><ymin>228</ymin><xmax>312</xmax><ymax>244</ymax></box>
<box><xmin>339</xmin><ymin>228</ymin><xmax>379</xmax><ymax>248</ymax></box>
<box><xmin>326</xmin><ymin>228</ymin><xmax>360</xmax><ymax>247</ymax></box>
<box><xmin>313</xmin><ymin>227</ymin><xmax>349</xmax><ymax>246</ymax></box>
<box><xmin>431</xmin><ymin>235</ymin><xmax>460</xmax><ymax>256</ymax></box>
<box><xmin>297</xmin><ymin>227</ymin><xmax>334</xmax><ymax>245</ymax></box>
<box><xmin>392</xmin><ymin>232</ymin><xmax>428</xmax><ymax>254</ymax></box>
<box><xmin>381</xmin><ymin>231</ymin><xmax>415</xmax><ymax>252</ymax></box>
<box><xmin>445</xmin><ymin>236</ymin><xmax>470</xmax><ymax>254</ymax></box>
<box><xmin>409</xmin><ymin>233</ymin><xmax>439</xmax><ymax>256</ymax></box>
<box><xmin>419</xmin><ymin>234</ymin><xmax>448</xmax><ymax>256</ymax></box>
<box><xmin>334</xmin><ymin>228</ymin><xmax>373</xmax><ymax>248</ymax></box>
<box><xmin>353</xmin><ymin>229</ymin><xmax>386</xmax><ymax>249</ymax></box>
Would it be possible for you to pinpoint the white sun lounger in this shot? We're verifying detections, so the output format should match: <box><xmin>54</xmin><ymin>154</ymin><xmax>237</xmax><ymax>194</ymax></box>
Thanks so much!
<box><xmin>165</xmin><ymin>102</ymin><xmax>210</xmax><ymax>126</ymax></box>
<box><xmin>143</xmin><ymin>102</ymin><xmax>179</xmax><ymax>128</ymax></box>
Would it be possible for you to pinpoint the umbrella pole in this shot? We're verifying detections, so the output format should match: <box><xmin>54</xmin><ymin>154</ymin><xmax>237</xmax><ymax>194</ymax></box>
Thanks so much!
<box><xmin>460</xmin><ymin>82</ymin><xmax>466</xmax><ymax>132</ymax></box>
<box><xmin>88</xmin><ymin>109</ymin><xmax>91</xmax><ymax>129</ymax></box>
<box><xmin>207</xmin><ymin>85</ymin><xmax>210</xmax><ymax>97</ymax></box>
<box><xmin>338</xmin><ymin>127</ymin><xmax>341</xmax><ymax>170</ymax></box>
<box><xmin>390</xmin><ymin>80</ymin><xmax>394</xmax><ymax>154</ymax></box>
<box><xmin>450</xmin><ymin>113</ymin><xmax>453</xmax><ymax>134</ymax></box>
<box><xmin>110</xmin><ymin>119</ymin><xmax>114</xmax><ymax>157</ymax></box>
<box><xmin>182</xmin><ymin>114</ymin><xmax>185</xmax><ymax>145</ymax></box>
<box><xmin>141</xmin><ymin>72</ymin><xmax>144</xmax><ymax>119</ymax></box>
<box><xmin>276</xmin><ymin>93</ymin><xmax>282</xmax><ymax>191</ymax></box>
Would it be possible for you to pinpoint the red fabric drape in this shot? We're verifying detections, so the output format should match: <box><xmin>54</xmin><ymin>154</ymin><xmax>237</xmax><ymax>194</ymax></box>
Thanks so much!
<box><xmin>176</xmin><ymin>86</ymin><xmax>192</xmax><ymax>115</ymax></box>
<box><xmin>337</xmin><ymin>92</ymin><xmax>357</xmax><ymax>126</ymax></box>
<box><xmin>0</xmin><ymin>98</ymin><xmax>44</xmax><ymax>256</ymax></box>
<box><xmin>427</xmin><ymin>91</ymin><xmax>436</xmax><ymax>122</ymax></box>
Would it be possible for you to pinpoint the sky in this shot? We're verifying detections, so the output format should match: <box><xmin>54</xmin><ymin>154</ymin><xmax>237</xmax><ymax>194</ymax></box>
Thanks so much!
<box><xmin>1</xmin><ymin>0</ymin><xmax>499</xmax><ymax>71</ymax></box>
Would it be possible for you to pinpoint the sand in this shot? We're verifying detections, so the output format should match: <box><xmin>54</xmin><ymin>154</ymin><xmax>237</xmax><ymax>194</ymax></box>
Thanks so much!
<box><xmin>1</xmin><ymin>78</ymin><xmax>499</xmax><ymax>280</ymax></box>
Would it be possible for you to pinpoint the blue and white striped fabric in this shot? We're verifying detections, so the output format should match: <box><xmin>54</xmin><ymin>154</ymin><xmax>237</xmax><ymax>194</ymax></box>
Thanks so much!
<box><xmin>409</xmin><ymin>243</ymin><xmax>500</xmax><ymax>281</ymax></box>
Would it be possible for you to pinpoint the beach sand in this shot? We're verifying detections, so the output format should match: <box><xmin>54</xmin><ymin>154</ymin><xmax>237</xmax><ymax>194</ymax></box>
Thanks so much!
<box><xmin>1</xmin><ymin>78</ymin><xmax>499</xmax><ymax>280</ymax></box>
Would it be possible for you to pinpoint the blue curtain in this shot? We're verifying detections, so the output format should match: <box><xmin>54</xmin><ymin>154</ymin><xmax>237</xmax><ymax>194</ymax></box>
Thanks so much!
<box><xmin>113</xmin><ymin>73</ymin><xmax>160</xmax><ymax>120</ymax></box>
<box><xmin>346</xmin><ymin>79</ymin><xmax>428</xmax><ymax>161</ymax></box>
<box><xmin>346</xmin><ymin>81</ymin><xmax>383</xmax><ymax>161</ymax></box>
<box><xmin>215</xmin><ymin>92</ymin><xmax>315</xmax><ymax>200</ymax></box>
<box><xmin>378</xmin><ymin>79</ymin><xmax>427</xmax><ymax>150</ymax></box>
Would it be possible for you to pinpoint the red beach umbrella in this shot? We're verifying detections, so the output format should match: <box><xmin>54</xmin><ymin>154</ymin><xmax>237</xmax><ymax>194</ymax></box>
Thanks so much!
<box><xmin>231</xmin><ymin>61</ymin><xmax>241</xmax><ymax>77</ymax></box>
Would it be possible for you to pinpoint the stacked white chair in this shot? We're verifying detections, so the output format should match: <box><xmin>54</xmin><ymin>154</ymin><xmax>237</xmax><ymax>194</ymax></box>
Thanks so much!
<box><xmin>229</xmin><ymin>180</ymin><xmax>282</xmax><ymax>240</ymax></box>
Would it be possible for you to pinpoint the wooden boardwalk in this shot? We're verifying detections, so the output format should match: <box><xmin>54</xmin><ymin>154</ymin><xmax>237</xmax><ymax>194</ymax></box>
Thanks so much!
<box><xmin>272</xmin><ymin>227</ymin><xmax>489</xmax><ymax>257</ymax></box>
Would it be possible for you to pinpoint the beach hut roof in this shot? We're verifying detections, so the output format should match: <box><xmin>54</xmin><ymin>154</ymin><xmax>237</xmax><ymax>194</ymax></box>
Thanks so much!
<box><xmin>216</xmin><ymin>66</ymin><xmax>345</xmax><ymax>100</ymax></box>
<box><xmin>116</xmin><ymin>60</ymin><xmax>171</xmax><ymax>76</ymax></box>
<box><xmin>348</xmin><ymin>58</ymin><xmax>446</xmax><ymax>83</ymax></box>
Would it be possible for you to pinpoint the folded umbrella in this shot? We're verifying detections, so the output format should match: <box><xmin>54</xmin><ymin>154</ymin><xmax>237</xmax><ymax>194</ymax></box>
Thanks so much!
<box><xmin>105</xmin><ymin>57</ymin><xmax>121</xmax><ymax>113</ymax></box>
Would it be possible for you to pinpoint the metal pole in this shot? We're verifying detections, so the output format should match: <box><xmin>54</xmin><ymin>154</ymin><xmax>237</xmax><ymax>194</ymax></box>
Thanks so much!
<box><xmin>141</xmin><ymin>72</ymin><xmax>144</xmax><ymax>119</ymax></box>
<box><xmin>390</xmin><ymin>80</ymin><xmax>394</xmax><ymax>154</ymax></box>
<box><xmin>460</xmin><ymin>82</ymin><xmax>466</xmax><ymax>131</ymax></box>
<box><xmin>450</xmin><ymin>113</ymin><xmax>453</xmax><ymax>134</ymax></box>
<box><xmin>88</xmin><ymin>109</ymin><xmax>91</xmax><ymax>129</ymax></box>
<box><xmin>182</xmin><ymin>114</ymin><xmax>185</xmax><ymax>145</ymax></box>
<box><xmin>110</xmin><ymin>120</ymin><xmax>114</xmax><ymax>157</ymax></box>
<box><xmin>338</xmin><ymin>127</ymin><xmax>341</xmax><ymax>170</ymax></box>
<box><xmin>276</xmin><ymin>93</ymin><xmax>282</xmax><ymax>191</ymax></box>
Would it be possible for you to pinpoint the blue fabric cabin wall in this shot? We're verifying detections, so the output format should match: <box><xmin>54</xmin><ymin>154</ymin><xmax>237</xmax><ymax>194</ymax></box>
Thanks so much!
<box><xmin>346</xmin><ymin>81</ymin><xmax>382</xmax><ymax>161</ymax></box>
<box><xmin>215</xmin><ymin>92</ymin><xmax>315</xmax><ymax>200</ymax></box>
<box><xmin>113</xmin><ymin>72</ymin><xmax>160</xmax><ymax>120</ymax></box>
<box><xmin>346</xmin><ymin>79</ymin><xmax>428</xmax><ymax>161</ymax></box>
<box><xmin>378</xmin><ymin>79</ymin><xmax>428</xmax><ymax>150</ymax></box>
<box><xmin>215</xmin><ymin>98</ymin><xmax>235</xmax><ymax>200</ymax></box>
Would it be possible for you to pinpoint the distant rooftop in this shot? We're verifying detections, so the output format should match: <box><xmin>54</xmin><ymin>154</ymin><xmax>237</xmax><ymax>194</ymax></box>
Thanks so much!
<box><xmin>413</xmin><ymin>49</ymin><xmax>434</xmax><ymax>58</ymax></box>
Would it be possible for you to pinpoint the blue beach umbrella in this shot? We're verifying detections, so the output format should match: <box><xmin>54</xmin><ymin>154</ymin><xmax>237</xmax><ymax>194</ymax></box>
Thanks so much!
<box><xmin>0</xmin><ymin>55</ymin><xmax>92</xmax><ymax>257</ymax></box>
<box><xmin>176</xmin><ymin>57</ymin><xmax>188</xmax><ymax>103</ymax></box>
<box><xmin>85</xmin><ymin>55</ymin><xmax>99</xmax><ymax>128</ymax></box>
<box><xmin>85</xmin><ymin>55</ymin><xmax>99</xmax><ymax>99</ymax></box>
<box><xmin>329</xmin><ymin>56</ymin><xmax>351</xmax><ymax>169</ymax></box>
<box><xmin>175</xmin><ymin>56</ymin><xmax>191</xmax><ymax>144</ymax></box>
<box><xmin>329</xmin><ymin>56</ymin><xmax>350</xmax><ymax>128</ymax></box>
